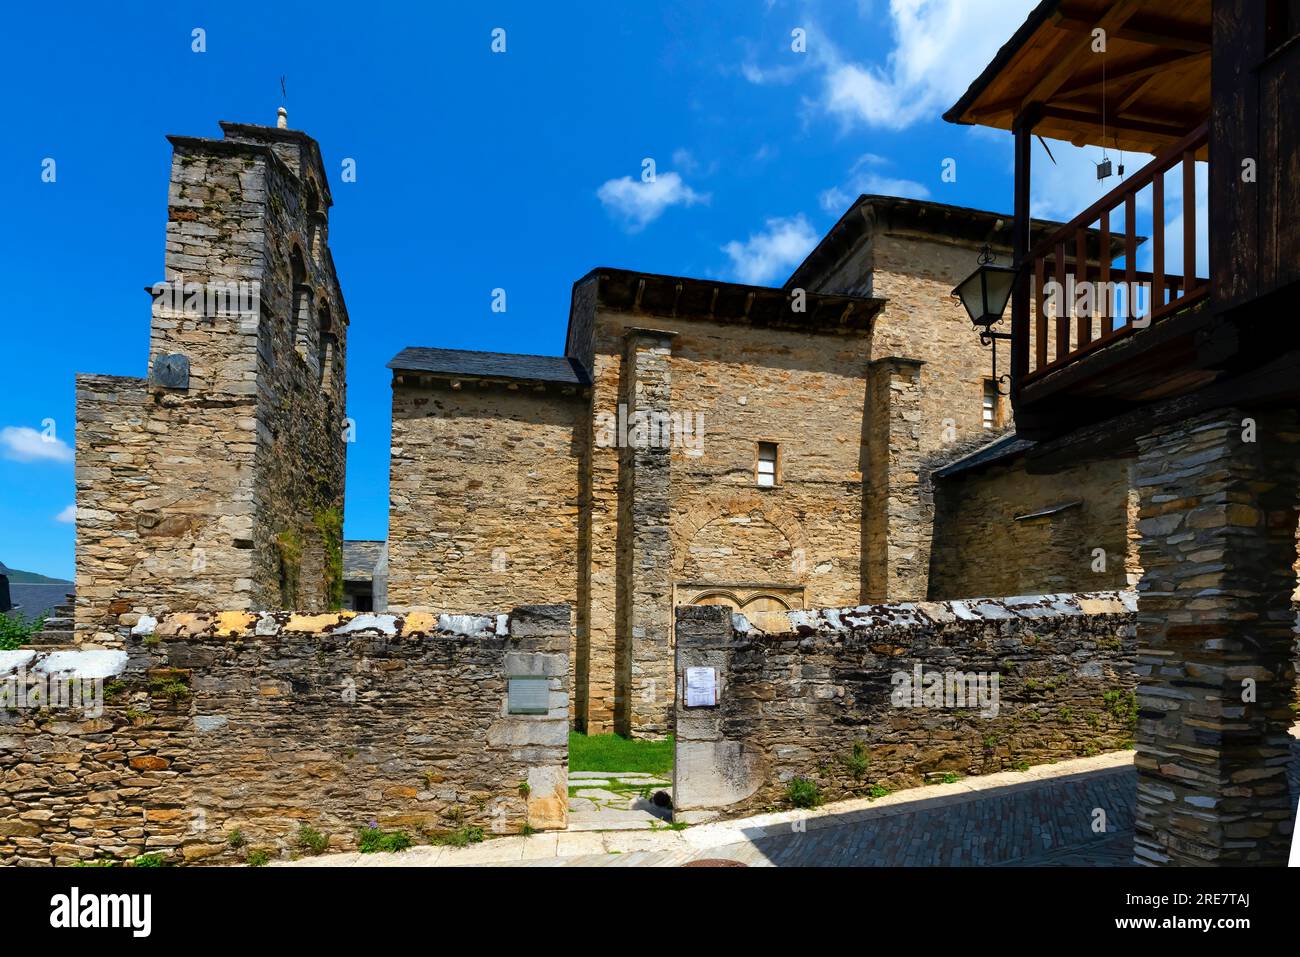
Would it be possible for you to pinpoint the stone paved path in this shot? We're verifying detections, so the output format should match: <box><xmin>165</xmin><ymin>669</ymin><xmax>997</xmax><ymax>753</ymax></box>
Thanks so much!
<box><xmin>281</xmin><ymin>733</ymin><xmax>1300</xmax><ymax>868</ymax></box>
<box><xmin>566</xmin><ymin>771</ymin><xmax>672</xmax><ymax>831</ymax></box>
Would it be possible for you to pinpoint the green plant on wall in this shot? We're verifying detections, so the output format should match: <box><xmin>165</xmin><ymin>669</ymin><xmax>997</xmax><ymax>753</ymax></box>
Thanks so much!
<box><xmin>314</xmin><ymin>506</ymin><xmax>344</xmax><ymax>611</ymax></box>
<box><xmin>843</xmin><ymin>741</ymin><xmax>870</xmax><ymax>782</ymax></box>
<box><xmin>1102</xmin><ymin>689</ymin><xmax>1137</xmax><ymax>729</ymax></box>
<box><xmin>275</xmin><ymin>529</ymin><xmax>303</xmax><ymax>609</ymax></box>
<box><xmin>0</xmin><ymin>612</ymin><xmax>45</xmax><ymax>650</ymax></box>
<box><xmin>784</xmin><ymin>777</ymin><xmax>821</xmax><ymax>809</ymax></box>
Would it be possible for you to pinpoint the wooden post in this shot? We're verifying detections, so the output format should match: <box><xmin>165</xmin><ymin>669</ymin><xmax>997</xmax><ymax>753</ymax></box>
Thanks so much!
<box><xmin>1125</xmin><ymin>194</ymin><xmax>1137</xmax><ymax>324</ymax></box>
<box><xmin>1011</xmin><ymin>107</ymin><xmax>1037</xmax><ymax>390</ymax></box>
<box><xmin>1183</xmin><ymin>149</ymin><xmax>1197</xmax><ymax>291</ymax></box>
<box><xmin>1152</xmin><ymin>172</ymin><xmax>1165</xmax><ymax>311</ymax></box>
<box><xmin>1075</xmin><ymin>226</ymin><xmax>1090</xmax><ymax>346</ymax></box>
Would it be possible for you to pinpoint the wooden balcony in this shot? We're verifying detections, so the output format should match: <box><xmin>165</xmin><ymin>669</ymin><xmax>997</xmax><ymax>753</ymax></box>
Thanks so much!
<box><xmin>1023</xmin><ymin>121</ymin><xmax>1209</xmax><ymax>384</ymax></box>
<box><xmin>947</xmin><ymin>0</ymin><xmax>1300</xmax><ymax>451</ymax></box>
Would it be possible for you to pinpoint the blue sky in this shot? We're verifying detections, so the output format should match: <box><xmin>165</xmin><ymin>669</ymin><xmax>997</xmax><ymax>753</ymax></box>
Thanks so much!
<box><xmin>6</xmin><ymin>0</ymin><xmax>1162</xmax><ymax>581</ymax></box>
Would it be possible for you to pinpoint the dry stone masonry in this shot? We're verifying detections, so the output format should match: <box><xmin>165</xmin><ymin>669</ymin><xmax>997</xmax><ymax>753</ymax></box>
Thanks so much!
<box><xmin>0</xmin><ymin>605</ymin><xmax>570</xmax><ymax>866</ymax></box>
<box><xmin>673</xmin><ymin>592</ymin><xmax>1138</xmax><ymax>823</ymax></box>
<box><xmin>75</xmin><ymin>120</ymin><xmax>348</xmax><ymax>642</ymax></box>
<box><xmin>1132</xmin><ymin>407</ymin><xmax>1299</xmax><ymax>865</ymax></box>
<box><xmin>386</xmin><ymin>199</ymin><xmax>1101</xmax><ymax>738</ymax></box>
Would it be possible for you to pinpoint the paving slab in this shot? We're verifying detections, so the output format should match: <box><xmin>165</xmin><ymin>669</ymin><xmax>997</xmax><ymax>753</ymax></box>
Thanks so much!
<box><xmin>279</xmin><ymin>738</ymin><xmax>1300</xmax><ymax>868</ymax></box>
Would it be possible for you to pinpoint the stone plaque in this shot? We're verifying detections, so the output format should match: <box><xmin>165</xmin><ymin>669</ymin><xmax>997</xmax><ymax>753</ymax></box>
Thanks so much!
<box><xmin>684</xmin><ymin>667</ymin><xmax>717</xmax><ymax>708</ymax></box>
<box><xmin>507</xmin><ymin>676</ymin><xmax>549</xmax><ymax>715</ymax></box>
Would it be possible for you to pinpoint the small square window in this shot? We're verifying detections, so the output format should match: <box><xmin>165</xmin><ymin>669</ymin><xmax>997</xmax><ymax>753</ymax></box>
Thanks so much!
<box><xmin>756</xmin><ymin>442</ymin><xmax>779</xmax><ymax>487</ymax></box>
<box><xmin>507</xmin><ymin>676</ymin><xmax>549</xmax><ymax>715</ymax></box>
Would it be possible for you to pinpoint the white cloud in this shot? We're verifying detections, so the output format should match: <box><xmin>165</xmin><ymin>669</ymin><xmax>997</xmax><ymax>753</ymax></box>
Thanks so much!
<box><xmin>672</xmin><ymin>148</ymin><xmax>700</xmax><ymax>174</ymax></box>
<box><xmin>745</xmin><ymin>0</ymin><xmax>1038</xmax><ymax>132</ymax></box>
<box><xmin>55</xmin><ymin>504</ymin><xmax>76</xmax><ymax>523</ymax></box>
<box><xmin>722</xmin><ymin>215</ymin><xmax>820</xmax><ymax>285</ymax></box>
<box><xmin>596</xmin><ymin>171</ymin><xmax>709</xmax><ymax>232</ymax></box>
<box><xmin>0</xmin><ymin>426</ymin><xmax>74</xmax><ymax>464</ymax></box>
<box><xmin>741</xmin><ymin>60</ymin><xmax>805</xmax><ymax>86</ymax></box>
<box><xmin>820</xmin><ymin>152</ymin><xmax>931</xmax><ymax>213</ymax></box>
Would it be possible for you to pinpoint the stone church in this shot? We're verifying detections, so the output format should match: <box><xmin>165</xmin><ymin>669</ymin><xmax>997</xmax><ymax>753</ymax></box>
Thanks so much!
<box><xmin>385</xmin><ymin>196</ymin><xmax>1135</xmax><ymax>737</ymax></box>
<box><xmin>67</xmin><ymin>116</ymin><xmax>1135</xmax><ymax>738</ymax></box>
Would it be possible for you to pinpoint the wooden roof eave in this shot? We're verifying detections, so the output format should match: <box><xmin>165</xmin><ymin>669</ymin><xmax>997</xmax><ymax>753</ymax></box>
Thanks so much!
<box><xmin>944</xmin><ymin>0</ymin><xmax>1212</xmax><ymax>154</ymax></box>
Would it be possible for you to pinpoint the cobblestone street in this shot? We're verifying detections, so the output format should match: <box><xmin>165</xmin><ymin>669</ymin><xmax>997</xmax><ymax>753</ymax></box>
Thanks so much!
<box><xmin>284</xmin><ymin>733</ymin><xmax>1300</xmax><ymax>868</ymax></box>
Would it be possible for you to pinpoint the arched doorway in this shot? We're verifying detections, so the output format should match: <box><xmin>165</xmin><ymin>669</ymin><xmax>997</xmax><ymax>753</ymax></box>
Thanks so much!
<box><xmin>675</xmin><ymin>584</ymin><xmax>803</xmax><ymax>636</ymax></box>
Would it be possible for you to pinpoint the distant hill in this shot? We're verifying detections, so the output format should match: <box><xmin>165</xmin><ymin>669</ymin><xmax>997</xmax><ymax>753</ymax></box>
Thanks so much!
<box><xmin>2</xmin><ymin>568</ymin><xmax>72</xmax><ymax>584</ymax></box>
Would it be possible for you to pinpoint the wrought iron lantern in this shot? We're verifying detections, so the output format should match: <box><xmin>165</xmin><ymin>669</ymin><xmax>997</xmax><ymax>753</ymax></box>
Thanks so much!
<box><xmin>952</xmin><ymin>245</ymin><xmax>1015</xmax><ymax>395</ymax></box>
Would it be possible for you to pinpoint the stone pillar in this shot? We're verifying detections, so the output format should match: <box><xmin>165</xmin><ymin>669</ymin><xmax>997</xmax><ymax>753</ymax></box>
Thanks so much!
<box><xmin>1133</xmin><ymin>406</ymin><xmax>1299</xmax><ymax>866</ymax></box>
<box><xmin>504</xmin><ymin>604</ymin><xmax>572</xmax><ymax>831</ymax></box>
<box><xmin>616</xmin><ymin>328</ymin><xmax>675</xmax><ymax>738</ymax></box>
<box><xmin>672</xmin><ymin>604</ymin><xmax>762</xmax><ymax>824</ymax></box>
<box><xmin>864</xmin><ymin>356</ymin><xmax>930</xmax><ymax>601</ymax></box>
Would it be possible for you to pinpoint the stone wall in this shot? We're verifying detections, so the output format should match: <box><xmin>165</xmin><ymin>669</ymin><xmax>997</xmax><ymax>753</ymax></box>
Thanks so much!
<box><xmin>1132</xmin><ymin>407</ymin><xmax>1298</xmax><ymax>865</ymax></box>
<box><xmin>387</xmin><ymin>380</ymin><xmax>583</xmax><ymax>613</ymax></box>
<box><xmin>74</xmin><ymin>374</ymin><xmax>258</xmax><ymax>644</ymax></box>
<box><xmin>929</xmin><ymin>451</ymin><xmax>1138</xmax><ymax>599</ymax></box>
<box><xmin>0</xmin><ymin>605</ymin><xmax>570</xmax><ymax>866</ymax></box>
<box><xmin>673</xmin><ymin>592</ymin><xmax>1137</xmax><ymax>823</ymax></box>
<box><xmin>241</xmin><ymin>131</ymin><xmax>348</xmax><ymax>614</ymax></box>
<box><xmin>74</xmin><ymin>121</ymin><xmax>347</xmax><ymax>639</ymax></box>
<box><xmin>807</xmin><ymin>225</ymin><xmax>1014</xmax><ymax>477</ymax></box>
<box><xmin>580</xmin><ymin>304</ymin><xmax>875</xmax><ymax>735</ymax></box>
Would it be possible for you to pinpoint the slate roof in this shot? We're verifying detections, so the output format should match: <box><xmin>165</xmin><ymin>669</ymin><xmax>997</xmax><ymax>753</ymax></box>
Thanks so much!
<box><xmin>934</xmin><ymin>432</ymin><xmax>1036</xmax><ymax>479</ymax></box>
<box><xmin>388</xmin><ymin>347</ymin><xmax>591</xmax><ymax>386</ymax></box>
<box><xmin>342</xmin><ymin>540</ymin><xmax>385</xmax><ymax>583</ymax></box>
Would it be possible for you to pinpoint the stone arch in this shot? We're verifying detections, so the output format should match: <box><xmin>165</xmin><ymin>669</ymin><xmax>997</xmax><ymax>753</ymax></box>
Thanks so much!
<box><xmin>673</xmin><ymin>491</ymin><xmax>810</xmax><ymax>582</ymax></box>
<box><xmin>317</xmin><ymin>299</ymin><xmax>335</xmax><ymax>388</ymax></box>
<box><xmin>289</xmin><ymin>243</ymin><xmax>309</xmax><ymax>349</ymax></box>
<box><xmin>304</xmin><ymin>178</ymin><xmax>326</xmax><ymax>259</ymax></box>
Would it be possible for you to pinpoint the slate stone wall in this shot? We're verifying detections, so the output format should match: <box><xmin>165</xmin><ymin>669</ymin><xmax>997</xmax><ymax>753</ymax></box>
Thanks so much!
<box><xmin>929</xmin><ymin>452</ymin><xmax>1139</xmax><ymax>599</ymax></box>
<box><xmin>673</xmin><ymin>592</ymin><xmax>1138</xmax><ymax>823</ymax></box>
<box><xmin>73</xmin><ymin>122</ymin><xmax>348</xmax><ymax>641</ymax></box>
<box><xmin>387</xmin><ymin>380</ymin><xmax>584</xmax><ymax>614</ymax></box>
<box><xmin>0</xmin><ymin>605</ymin><xmax>570</xmax><ymax>866</ymax></box>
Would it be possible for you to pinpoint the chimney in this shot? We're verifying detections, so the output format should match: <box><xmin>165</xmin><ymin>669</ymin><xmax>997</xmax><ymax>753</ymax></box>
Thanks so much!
<box><xmin>277</xmin><ymin>107</ymin><xmax>288</xmax><ymax>129</ymax></box>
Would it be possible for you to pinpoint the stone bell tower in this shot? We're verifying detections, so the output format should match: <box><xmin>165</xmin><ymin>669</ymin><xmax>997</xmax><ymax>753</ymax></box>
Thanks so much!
<box><xmin>73</xmin><ymin>113</ymin><xmax>349</xmax><ymax>641</ymax></box>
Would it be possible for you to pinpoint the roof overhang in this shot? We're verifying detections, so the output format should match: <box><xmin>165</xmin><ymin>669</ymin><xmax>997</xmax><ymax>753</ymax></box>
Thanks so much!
<box><xmin>568</xmin><ymin>267</ymin><xmax>886</xmax><ymax>340</ymax></box>
<box><xmin>944</xmin><ymin>0</ymin><xmax>1211</xmax><ymax>154</ymax></box>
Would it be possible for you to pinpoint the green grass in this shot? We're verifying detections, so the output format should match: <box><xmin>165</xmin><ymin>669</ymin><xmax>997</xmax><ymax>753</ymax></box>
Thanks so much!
<box><xmin>569</xmin><ymin>732</ymin><xmax>673</xmax><ymax>776</ymax></box>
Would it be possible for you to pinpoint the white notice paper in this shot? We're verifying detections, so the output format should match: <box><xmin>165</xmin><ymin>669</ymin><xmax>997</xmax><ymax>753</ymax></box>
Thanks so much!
<box><xmin>684</xmin><ymin>667</ymin><xmax>717</xmax><ymax>707</ymax></box>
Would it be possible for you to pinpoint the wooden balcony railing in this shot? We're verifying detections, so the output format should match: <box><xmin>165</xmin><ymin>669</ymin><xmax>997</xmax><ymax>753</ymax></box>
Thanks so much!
<box><xmin>1024</xmin><ymin>121</ymin><xmax>1210</xmax><ymax>382</ymax></box>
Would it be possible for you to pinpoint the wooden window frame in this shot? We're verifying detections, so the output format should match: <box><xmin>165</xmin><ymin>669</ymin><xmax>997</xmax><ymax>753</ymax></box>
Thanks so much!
<box><xmin>755</xmin><ymin>440</ymin><xmax>781</xmax><ymax>488</ymax></box>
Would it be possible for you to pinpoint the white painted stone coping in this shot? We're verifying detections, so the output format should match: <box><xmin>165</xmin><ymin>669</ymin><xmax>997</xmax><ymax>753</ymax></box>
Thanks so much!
<box><xmin>734</xmin><ymin>591</ymin><xmax>1137</xmax><ymax>636</ymax></box>
<box><xmin>0</xmin><ymin>649</ymin><xmax>128</xmax><ymax>679</ymax></box>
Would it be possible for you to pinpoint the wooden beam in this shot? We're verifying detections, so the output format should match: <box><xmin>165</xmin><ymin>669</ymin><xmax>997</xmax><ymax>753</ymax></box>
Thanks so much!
<box><xmin>1036</xmin><ymin>105</ymin><xmax>1200</xmax><ymax>145</ymax></box>
<box><xmin>1051</xmin><ymin>10</ymin><xmax>1212</xmax><ymax>53</ymax></box>
<box><xmin>1023</xmin><ymin>349</ymin><xmax>1300</xmax><ymax>472</ymax></box>
<box><xmin>1050</xmin><ymin>49</ymin><xmax>1209</xmax><ymax>102</ymax></box>
<box><xmin>1019</xmin><ymin>0</ymin><xmax>1144</xmax><ymax>114</ymax></box>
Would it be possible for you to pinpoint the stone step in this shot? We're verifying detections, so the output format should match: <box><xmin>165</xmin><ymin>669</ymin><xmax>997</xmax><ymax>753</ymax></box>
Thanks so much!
<box><xmin>32</xmin><ymin>630</ymin><xmax>74</xmax><ymax>644</ymax></box>
<box><xmin>43</xmin><ymin>617</ymin><xmax>73</xmax><ymax>629</ymax></box>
